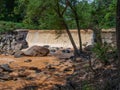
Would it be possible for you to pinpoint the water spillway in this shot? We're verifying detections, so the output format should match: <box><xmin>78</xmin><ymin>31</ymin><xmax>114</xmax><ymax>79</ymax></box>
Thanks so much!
<box><xmin>26</xmin><ymin>29</ymin><xmax>93</xmax><ymax>48</ymax></box>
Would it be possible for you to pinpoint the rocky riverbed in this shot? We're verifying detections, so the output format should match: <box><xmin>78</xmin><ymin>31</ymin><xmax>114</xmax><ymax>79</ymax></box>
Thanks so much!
<box><xmin>0</xmin><ymin>30</ymin><xmax>119</xmax><ymax>90</ymax></box>
<box><xmin>0</xmin><ymin>55</ymin><xmax>74</xmax><ymax>90</ymax></box>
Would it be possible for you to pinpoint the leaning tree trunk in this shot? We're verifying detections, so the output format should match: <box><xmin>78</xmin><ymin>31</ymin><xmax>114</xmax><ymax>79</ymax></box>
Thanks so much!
<box><xmin>75</xmin><ymin>15</ymin><xmax>82</xmax><ymax>52</ymax></box>
<box><xmin>59</xmin><ymin>15</ymin><xmax>79</xmax><ymax>56</ymax></box>
<box><xmin>116</xmin><ymin>0</ymin><xmax>120</xmax><ymax>68</ymax></box>
<box><xmin>62</xmin><ymin>18</ymin><xmax>79</xmax><ymax>56</ymax></box>
<box><xmin>54</xmin><ymin>0</ymin><xmax>79</xmax><ymax>57</ymax></box>
<box><xmin>68</xmin><ymin>0</ymin><xmax>83</xmax><ymax>53</ymax></box>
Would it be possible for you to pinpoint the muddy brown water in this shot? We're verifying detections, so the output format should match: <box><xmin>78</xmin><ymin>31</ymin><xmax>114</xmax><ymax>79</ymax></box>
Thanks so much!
<box><xmin>0</xmin><ymin>55</ymin><xmax>74</xmax><ymax>90</ymax></box>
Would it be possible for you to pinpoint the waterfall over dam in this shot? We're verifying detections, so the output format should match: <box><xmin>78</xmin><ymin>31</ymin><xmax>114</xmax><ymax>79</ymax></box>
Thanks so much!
<box><xmin>25</xmin><ymin>29</ymin><xmax>116</xmax><ymax>48</ymax></box>
<box><xmin>26</xmin><ymin>29</ymin><xmax>93</xmax><ymax>48</ymax></box>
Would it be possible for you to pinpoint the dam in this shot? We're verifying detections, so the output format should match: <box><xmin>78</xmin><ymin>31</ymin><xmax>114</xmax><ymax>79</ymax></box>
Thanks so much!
<box><xmin>25</xmin><ymin>29</ymin><xmax>116</xmax><ymax>48</ymax></box>
<box><xmin>26</xmin><ymin>29</ymin><xmax>94</xmax><ymax>48</ymax></box>
<box><xmin>0</xmin><ymin>29</ymin><xmax>116</xmax><ymax>55</ymax></box>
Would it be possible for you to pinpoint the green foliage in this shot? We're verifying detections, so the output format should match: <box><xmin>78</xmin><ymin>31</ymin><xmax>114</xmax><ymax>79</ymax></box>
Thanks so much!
<box><xmin>82</xmin><ymin>85</ymin><xmax>94</xmax><ymax>90</ymax></box>
<box><xmin>0</xmin><ymin>21</ymin><xmax>38</xmax><ymax>33</ymax></box>
<box><xmin>0</xmin><ymin>0</ymin><xmax>117</xmax><ymax>29</ymax></box>
<box><xmin>90</xmin><ymin>0</ymin><xmax>116</xmax><ymax>29</ymax></box>
<box><xmin>92</xmin><ymin>42</ymin><xmax>113</xmax><ymax>64</ymax></box>
<box><xmin>82</xmin><ymin>82</ymin><xmax>95</xmax><ymax>90</ymax></box>
<box><xmin>0</xmin><ymin>21</ymin><xmax>16</xmax><ymax>32</ymax></box>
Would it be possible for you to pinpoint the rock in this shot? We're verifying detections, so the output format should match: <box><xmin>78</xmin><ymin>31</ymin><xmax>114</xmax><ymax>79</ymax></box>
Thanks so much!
<box><xmin>9</xmin><ymin>72</ymin><xmax>19</xmax><ymax>77</ymax></box>
<box><xmin>18</xmin><ymin>71</ymin><xmax>31</xmax><ymax>77</ymax></box>
<box><xmin>29</xmin><ymin>67</ymin><xmax>41</xmax><ymax>73</ymax></box>
<box><xmin>84</xmin><ymin>45</ymin><xmax>94</xmax><ymax>51</ymax></box>
<box><xmin>23</xmin><ymin>45</ymin><xmax>50</xmax><ymax>56</ymax></box>
<box><xmin>0</xmin><ymin>68</ymin><xmax>3</xmax><ymax>73</ymax></box>
<box><xmin>0</xmin><ymin>64</ymin><xmax>13</xmax><ymax>72</ymax></box>
<box><xmin>19</xmin><ymin>40</ymin><xmax>28</xmax><ymax>49</ymax></box>
<box><xmin>50</xmin><ymin>49</ymin><xmax>56</xmax><ymax>53</ymax></box>
<box><xmin>46</xmin><ymin>64</ymin><xmax>56</xmax><ymax>70</ymax></box>
<box><xmin>0</xmin><ymin>31</ymin><xmax>28</xmax><ymax>55</ymax></box>
<box><xmin>0</xmin><ymin>75</ymin><xmax>12</xmax><ymax>81</ymax></box>
<box><xmin>70</xmin><ymin>56</ymin><xmax>76</xmax><ymax>61</ymax></box>
<box><xmin>14</xmin><ymin>50</ymin><xmax>24</xmax><ymax>58</ymax></box>
<box><xmin>29</xmin><ymin>67</ymin><xmax>38</xmax><ymax>70</ymax></box>
<box><xmin>14</xmin><ymin>43</ymin><xmax>22</xmax><ymax>51</ymax></box>
<box><xmin>62</xmin><ymin>49</ymin><xmax>71</xmax><ymax>53</ymax></box>
<box><xmin>43</xmin><ymin>45</ymin><xmax>50</xmax><ymax>48</ymax></box>
<box><xmin>24</xmin><ymin>59</ymin><xmax>32</xmax><ymax>63</ymax></box>
<box><xmin>76</xmin><ymin>57</ymin><xmax>82</xmax><ymax>62</ymax></box>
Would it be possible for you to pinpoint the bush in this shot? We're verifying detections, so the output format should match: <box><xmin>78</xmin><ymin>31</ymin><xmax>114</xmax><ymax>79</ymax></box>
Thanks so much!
<box><xmin>0</xmin><ymin>21</ymin><xmax>38</xmax><ymax>33</ymax></box>
<box><xmin>92</xmin><ymin>42</ymin><xmax>115</xmax><ymax>65</ymax></box>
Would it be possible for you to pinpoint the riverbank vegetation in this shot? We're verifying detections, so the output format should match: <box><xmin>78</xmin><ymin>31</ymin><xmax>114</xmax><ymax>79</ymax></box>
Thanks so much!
<box><xmin>0</xmin><ymin>0</ymin><xmax>120</xmax><ymax>90</ymax></box>
<box><xmin>0</xmin><ymin>0</ymin><xmax>116</xmax><ymax>31</ymax></box>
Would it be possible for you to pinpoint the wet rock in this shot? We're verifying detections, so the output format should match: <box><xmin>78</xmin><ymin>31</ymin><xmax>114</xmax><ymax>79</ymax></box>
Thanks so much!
<box><xmin>58</xmin><ymin>54</ymin><xmax>73</xmax><ymax>60</ymax></box>
<box><xmin>76</xmin><ymin>57</ymin><xmax>82</xmax><ymax>62</ymax></box>
<box><xmin>29</xmin><ymin>67</ymin><xmax>39</xmax><ymax>70</ymax></box>
<box><xmin>43</xmin><ymin>45</ymin><xmax>50</xmax><ymax>48</ymax></box>
<box><xmin>18</xmin><ymin>71</ymin><xmax>31</xmax><ymax>77</ymax></box>
<box><xmin>29</xmin><ymin>67</ymin><xmax>41</xmax><ymax>73</ymax></box>
<box><xmin>62</xmin><ymin>49</ymin><xmax>71</xmax><ymax>53</ymax></box>
<box><xmin>70</xmin><ymin>56</ymin><xmax>76</xmax><ymax>61</ymax></box>
<box><xmin>14</xmin><ymin>50</ymin><xmax>24</xmax><ymax>58</ymax></box>
<box><xmin>50</xmin><ymin>49</ymin><xmax>56</xmax><ymax>53</ymax></box>
<box><xmin>0</xmin><ymin>75</ymin><xmax>12</xmax><ymax>81</ymax></box>
<box><xmin>84</xmin><ymin>45</ymin><xmax>94</xmax><ymax>51</ymax></box>
<box><xmin>24</xmin><ymin>59</ymin><xmax>32</xmax><ymax>63</ymax></box>
<box><xmin>0</xmin><ymin>64</ymin><xmax>13</xmax><ymax>72</ymax></box>
<box><xmin>0</xmin><ymin>31</ymin><xmax>28</xmax><ymax>55</ymax></box>
<box><xmin>14</xmin><ymin>43</ymin><xmax>22</xmax><ymax>51</ymax></box>
<box><xmin>46</xmin><ymin>64</ymin><xmax>56</xmax><ymax>70</ymax></box>
<box><xmin>23</xmin><ymin>45</ymin><xmax>50</xmax><ymax>56</ymax></box>
<box><xmin>0</xmin><ymin>68</ymin><xmax>3</xmax><ymax>73</ymax></box>
<box><xmin>9</xmin><ymin>72</ymin><xmax>19</xmax><ymax>77</ymax></box>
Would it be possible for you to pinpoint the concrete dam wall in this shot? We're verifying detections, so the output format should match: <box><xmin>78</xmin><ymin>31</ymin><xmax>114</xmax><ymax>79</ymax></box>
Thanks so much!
<box><xmin>26</xmin><ymin>29</ymin><xmax>116</xmax><ymax>48</ymax></box>
<box><xmin>0</xmin><ymin>29</ymin><xmax>115</xmax><ymax>55</ymax></box>
<box><xmin>26</xmin><ymin>30</ymin><xmax>93</xmax><ymax>48</ymax></box>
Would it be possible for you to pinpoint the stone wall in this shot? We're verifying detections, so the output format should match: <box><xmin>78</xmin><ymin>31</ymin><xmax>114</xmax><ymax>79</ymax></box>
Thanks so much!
<box><xmin>0</xmin><ymin>29</ymin><xmax>116</xmax><ymax>55</ymax></box>
<box><xmin>101</xmin><ymin>29</ymin><xmax>116</xmax><ymax>46</ymax></box>
<box><xmin>0</xmin><ymin>31</ymin><xmax>28</xmax><ymax>55</ymax></box>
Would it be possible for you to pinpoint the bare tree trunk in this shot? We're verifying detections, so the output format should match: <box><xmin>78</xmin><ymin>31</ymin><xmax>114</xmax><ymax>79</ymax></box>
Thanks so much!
<box><xmin>93</xmin><ymin>28</ymin><xmax>102</xmax><ymax>45</ymax></box>
<box><xmin>61</xmin><ymin>17</ymin><xmax>79</xmax><ymax>56</ymax></box>
<box><xmin>57</xmin><ymin>13</ymin><xmax>79</xmax><ymax>56</ymax></box>
<box><xmin>116</xmin><ymin>0</ymin><xmax>120</xmax><ymax>68</ymax></box>
<box><xmin>75</xmin><ymin>16</ymin><xmax>83</xmax><ymax>52</ymax></box>
<box><xmin>54</xmin><ymin>0</ymin><xmax>79</xmax><ymax>57</ymax></box>
<box><xmin>67</xmin><ymin>0</ymin><xmax>83</xmax><ymax>52</ymax></box>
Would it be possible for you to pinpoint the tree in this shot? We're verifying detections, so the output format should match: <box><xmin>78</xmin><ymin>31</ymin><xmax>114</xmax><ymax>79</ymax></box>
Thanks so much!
<box><xmin>0</xmin><ymin>0</ymin><xmax>16</xmax><ymax>21</ymax></box>
<box><xmin>67</xmin><ymin>0</ymin><xmax>83</xmax><ymax>52</ymax></box>
<box><xmin>14</xmin><ymin>0</ymin><xmax>29</xmax><ymax>22</ymax></box>
<box><xmin>116</xmin><ymin>0</ymin><xmax>120</xmax><ymax>66</ymax></box>
<box><xmin>24</xmin><ymin>0</ymin><xmax>81</xmax><ymax>56</ymax></box>
<box><xmin>52</xmin><ymin>0</ymin><xmax>80</xmax><ymax>56</ymax></box>
<box><xmin>89</xmin><ymin>0</ymin><xmax>116</xmax><ymax>45</ymax></box>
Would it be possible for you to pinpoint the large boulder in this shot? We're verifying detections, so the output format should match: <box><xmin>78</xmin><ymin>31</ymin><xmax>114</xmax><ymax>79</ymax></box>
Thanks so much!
<box><xmin>23</xmin><ymin>45</ymin><xmax>50</xmax><ymax>56</ymax></box>
<box><xmin>14</xmin><ymin>50</ymin><xmax>24</xmax><ymax>58</ymax></box>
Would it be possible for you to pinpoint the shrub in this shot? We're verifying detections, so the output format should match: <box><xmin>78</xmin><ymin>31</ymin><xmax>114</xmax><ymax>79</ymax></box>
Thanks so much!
<box><xmin>0</xmin><ymin>21</ymin><xmax>38</xmax><ymax>33</ymax></box>
<box><xmin>92</xmin><ymin>42</ymin><xmax>115</xmax><ymax>65</ymax></box>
